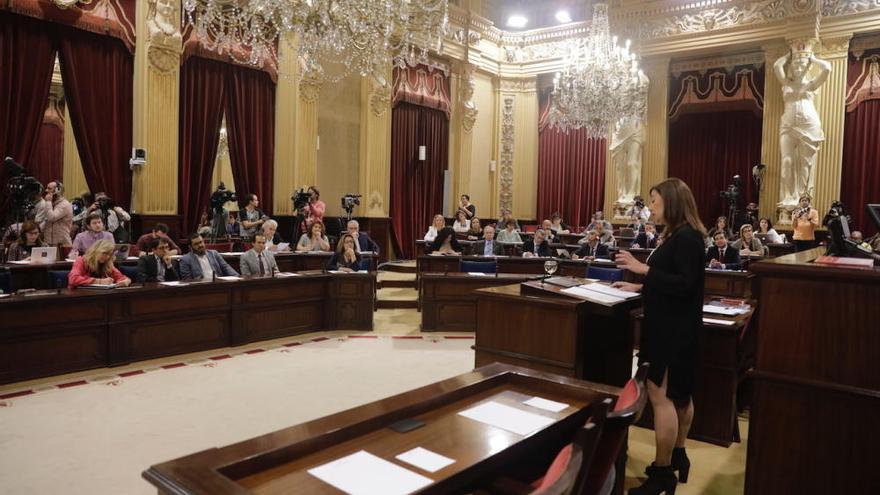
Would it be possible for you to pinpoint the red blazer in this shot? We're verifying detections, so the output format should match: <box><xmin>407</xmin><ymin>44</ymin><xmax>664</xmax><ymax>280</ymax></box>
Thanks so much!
<box><xmin>68</xmin><ymin>257</ymin><xmax>129</xmax><ymax>288</ymax></box>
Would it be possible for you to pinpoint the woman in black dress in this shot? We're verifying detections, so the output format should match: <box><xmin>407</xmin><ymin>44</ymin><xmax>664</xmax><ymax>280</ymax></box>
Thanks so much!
<box><xmin>613</xmin><ymin>178</ymin><xmax>706</xmax><ymax>494</ymax></box>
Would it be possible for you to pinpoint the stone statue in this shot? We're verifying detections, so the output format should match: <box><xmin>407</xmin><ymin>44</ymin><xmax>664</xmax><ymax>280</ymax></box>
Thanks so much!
<box><xmin>147</xmin><ymin>0</ymin><xmax>182</xmax><ymax>74</ymax></box>
<box><xmin>460</xmin><ymin>65</ymin><xmax>478</xmax><ymax>133</ymax></box>
<box><xmin>774</xmin><ymin>42</ymin><xmax>832</xmax><ymax>213</ymax></box>
<box><xmin>611</xmin><ymin>71</ymin><xmax>649</xmax><ymax>219</ymax></box>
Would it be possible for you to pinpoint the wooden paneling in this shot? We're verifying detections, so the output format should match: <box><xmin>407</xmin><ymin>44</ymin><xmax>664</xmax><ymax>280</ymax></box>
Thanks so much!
<box><xmin>420</xmin><ymin>273</ymin><xmax>538</xmax><ymax>331</ymax></box>
<box><xmin>127</xmin><ymin>315</ymin><xmax>230</xmax><ymax>362</ymax></box>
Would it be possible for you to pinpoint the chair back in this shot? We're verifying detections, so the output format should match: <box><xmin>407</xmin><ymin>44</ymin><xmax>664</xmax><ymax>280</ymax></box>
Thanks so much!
<box><xmin>524</xmin><ymin>224</ymin><xmax>538</xmax><ymax>233</ymax></box>
<box><xmin>59</xmin><ymin>245</ymin><xmax>72</xmax><ymax>261</ymax></box>
<box><xmin>460</xmin><ymin>260</ymin><xmax>497</xmax><ymax>273</ymax></box>
<box><xmin>586</xmin><ymin>266</ymin><xmax>623</xmax><ymax>283</ymax></box>
<box><xmin>582</xmin><ymin>363</ymin><xmax>650</xmax><ymax>495</ymax></box>
<box><xmin>241</xmin><ymin>242</ymin><xmax>253</xmax><ymax>252</ymax></box>
<box><xmin>48</xmin><ymin>270</ymin><xmax>71</xmax><ymax>290</ymax></box>
<box><xmin>0</xmin><ymin>270</ymin><xmax>11</xmax><ymax>294</ymax></box>
<box><xmin>118</xmin><ymin>265</ymin><xmax>139</xmax><ymax>281</ymax></box>
<box><xmin>205</xmin><ymin>242</ymin><xmax>233</xmax><ymax>253</ymax></box>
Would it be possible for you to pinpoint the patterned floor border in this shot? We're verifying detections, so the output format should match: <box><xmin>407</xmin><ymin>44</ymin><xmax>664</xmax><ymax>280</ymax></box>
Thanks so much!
<box><xmin>0</xmin><ymin>334</ymin><xmax>475</xmax><ymax>407</ymax></box>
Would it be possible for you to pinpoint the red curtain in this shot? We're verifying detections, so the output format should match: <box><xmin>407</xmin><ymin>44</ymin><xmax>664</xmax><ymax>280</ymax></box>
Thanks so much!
<box><xmin>668</xmin><ymin>110</ymin><xmax>762</xmax><ymax>225</ymax></box>
<box><xmin>0</xmin><ymin>12</ymin><xmax>57</xmax><ymax>219</ymax></box>
<box><xmin>224</xmin><ymin>64</ymin><xmax>275</xmax><ymax>216</ymax></box>
<box><xmin>179</xmin><ymin>57</ymin><xmax>227</xmax><ymax>235</ymax></box>
<box><xmin>390</xmin><ymin>102</ymin><xmax>448</xmax><ymax>259</ymax></box>
<box><xmin>537</xmin><ymin>92</ymin><xmax>606</xmax><ymax>229</ymax></box>
<box><xmin>58</xmin><ymin>27</ymin><xmax>133</xmax><ymax>208</ymax></box>
<box><xmin>841</xmin><ymin>99</ymin><xmax>880</xmax><ymax>236</ymax></box>
<box><xmin>29</xmin><ymin>120</ymin><xmax>64</xmax><ymax>185</ymax></box>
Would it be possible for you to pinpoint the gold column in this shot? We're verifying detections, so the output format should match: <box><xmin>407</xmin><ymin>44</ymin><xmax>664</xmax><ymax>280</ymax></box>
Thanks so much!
<box><xmin>357</xmin><ymin>69</ymin><xmax>392</xmax><ymax>217</ymax></box>
<box><xmin>603</xmin><ymin>127</ymin><xmax>617</xmax><ymax>219</ymax></box>
<box><xmin>759</xmin><ymin>43</ymin><xmax>787</xmax><ymax>222</ymax></box>
<box><xmin>641</xmin><ymin>57</ymin><xmax>669</xmax><ymax>196</ymax></box>
<box><xmin>812</xmin><ymin>35</ymin><xmax>851</xmax><ymax>216</ymax></box>
<box><xmin>131</xmin><ymin>0</ymin><xmax>181</xmax><ymax>215</ymax></box>
<box><xmin>291</xmin><ymin>75</ymin><xmax>320</xmax><ymax>206</ymax></box>
<box><xmin>502</xmin><ymin>78</ymin><xmax>538</xmax><ymax>221</ymax></box>
<box><xmin>449</xmin><ymin>65</ymin><xmax>475</xmax><ymax>217</ymax></box>
<box><xmin>62</xmin><ymin>105</ymin><xmax>89</xmax><ymax>197</ymax></box>
<box><xmin>272</xmin><ymin>34</ymin><xmax>299</xmax><ymax>215</ymax></box>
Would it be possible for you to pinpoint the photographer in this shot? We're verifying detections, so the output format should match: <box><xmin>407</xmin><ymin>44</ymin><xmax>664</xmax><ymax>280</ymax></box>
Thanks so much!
<box><xmin>626</xmin><ymin>196</ymin><xmax>651</xmax><ymax>223</ymax></box>
<box><xmin>87</xmin><ymin>193</ymin><xmax>130</xmax><ymax>243</ymax></box>
<box><xmin>302</xmin><ymin>186</ymin><xmax>326</xmax><ymax>231</ymax></box>
<box><xmin>239</xmin><ymin>193</ymin><xmax>266</xmax><ymax>239</ymax></box>
<box><xmin>791</xmin><ymin>195</ymin><xmax>819</xmax><ymax>251</ymax></box>
<box><xmin>34</xmin><ymin>180</ymin><xmax>73</xmax><ymax>247</ymax></box>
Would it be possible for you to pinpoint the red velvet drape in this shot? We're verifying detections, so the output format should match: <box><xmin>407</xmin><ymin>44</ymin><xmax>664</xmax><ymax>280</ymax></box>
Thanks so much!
<box><xmin>29</xmin><ymin>121</ymin><xmax>64</xmax><ymax>185</ymax></box>
<box><xmin>179</xmin><ymin>57</ymin><xmax>227</xmax><ymax>235</ymax></box>
<box><xmin>536</xmin><ymin>92</ymin><xmax>606</xmax><ymax>229</ymax></box>
<box><xmin>0</xmin><ymin>12</ymin><xmax>57</xmax><ymax>219</ymax></box>
<box><xmin>841</xmin><ymin>99</ymin><xmax>880</xmax><ymax>236</ymax></box>
<box><xmin>668</xmin><ymin>110</ymin><xmax>762</xmax><ymax>225</ymax></box>
<box><xmin>58</xmin><ymin>28</ymin><xmax>133</xmax><ymax>208</ymax></box>
<box><xmin>390</xmin><ymin>103</ymin><xmax>448</xmax><ymax>259</ymax></box>
<box><xmin>224</xmin><ymin>65</ymin><xmax>275</xmax><ymax>216</ymax></box>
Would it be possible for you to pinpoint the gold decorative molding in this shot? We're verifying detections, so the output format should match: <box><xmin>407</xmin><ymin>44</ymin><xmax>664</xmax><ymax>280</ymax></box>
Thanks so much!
<box><xmin>820</xmin><ymin>34</ymin><xmax>854</xmax><ymax>57</ymax></box>
<box><xmin>499</xmin><ymin>96</ymin><xmax>515</xmax><ymax>213</ymax></box>
<box><xmin>821</xmin><ymin>0</ymin><xmax>880</xmax><ymax>16</ymax></box>
<box><xmin>146</xmin><ymin>0</ymin><xmax>182</xmax><ymax>74</ymax></box>
<box><xmin>634</xmin><ymin>1</ymin><xmax>788</xmax><ymax>40</ymax></box>
<box><xmin>460</xmin><ymin>64</ymin><xmax>478</xmax><ymax>133</ymax></box>
<box><xmin>498</xmin><ymin>78</ymin><xmax>536</xmax><ymax>92</ymax></box>
<box><xmin>670</xmin><ymin>51</ymin><xmax>765</xmax><ymax>76</ymax></box>
<box><xmin>51</xmin><ymin>0</ymin><xmax>88</xmax><ymax>9</ymax></box>
<box><xmin>298</xmin><ymin>75</ymin><xmax>323</xmax><ymax>104</ymax></box>
<box><xmin>851</xmin><ymin>32</ymin><xmax>880</xmax><ymax>57</ymax></box>
<box><xmin>369</xmin><ymin>80</ymin><xmax>391</xmax><ymax>118</ymax></box>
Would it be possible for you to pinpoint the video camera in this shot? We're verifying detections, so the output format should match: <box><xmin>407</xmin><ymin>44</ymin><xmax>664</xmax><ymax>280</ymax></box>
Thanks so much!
<box><xmin>720</xmin><ymin>175</ymin><xmax>742</xmax><ymax>206</ymax></box>
<box><xmin>341</xmin><ymin>194</ymin><xmax>361</xmax><ymax>212</ymax></box>
<box><xmin>4</xmin><ymin>157</ymin><xmax>43</xmax><ymax>223</ymax></box>
<box><xmin>209</xmin><ymin>182</ymin><xmax>237</xmax><ymax>214</ymax></box>
<box><xmin>291</xmin><ymin>189</ymin><xmax>311</xmax><ymax>211</ymax></box>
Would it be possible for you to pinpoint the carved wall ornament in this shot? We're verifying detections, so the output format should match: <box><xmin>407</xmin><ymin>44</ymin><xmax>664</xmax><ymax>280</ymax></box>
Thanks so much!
<box><xmin>820</xmin><ymin>36</ymin><xmax>852</xmax><ymax>57</ymax></box>
<box><xmin>460</xmin><ymin>65</ymin><xmax>478</xmax><ymax>133</ymax></box>
<box><xmin>451</xmin><ymin>28</ymin><xmax>482</xmax><ymax>46</ymax></box>
<box><xmin>670</xmin><ymin>52</ymin><xmax>765</xmax><ymax>77</ymax></box>
<box><xmin>499</xmin><ymin>96</ymin><xmax>515</xmax><ymax>213</ymax></box>
<box><xmin>51</xmin><ymin>0</ymin><xmax>88</xmax><ymax>9</ymax></box>
<box><xmin>298</xmin><ymin>74</ymin><xmax>323</xmax><ymax>104</ymax></box>
<box><xmin>851</xmin><ymin>33</ymin><xmax>880</xmax><ymax>58</ymax></box>
<box><xmin>637</xmin><ymin>1</ymin><xmax>788</xmax><ymax>40</ymax></box>
<box><xmin>147</xmin><ymin>0</ymin><xmax>182</xmax><ymax>74</ymax></box>
<box><xmin>821</xmin><ymin>0</ymin><xmax>880</xmax><ymax>17</ymax></box>
<box><xmin>369</xmin><ymin>81</ymin><xmax>391</xmax><ymax>117</ymax></box>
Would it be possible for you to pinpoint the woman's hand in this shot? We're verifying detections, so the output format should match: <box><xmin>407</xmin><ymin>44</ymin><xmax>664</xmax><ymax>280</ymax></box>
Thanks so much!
<box><xmin>339</xmin><ymin>267</ymin><xmax>353</xmax><ymax>273</ymax></box>
<box><xmin>117</xmin><ymin>278</ymin><xmax>132</xmax><ymax>287</ymax></box>
<box><xmin>615</xmin><ymin>250</ymin><xmax>649</xmax><ymax>275</ymax></box>
<box><xmin>611</xmin><ymin>281</ymin><xmax>643</xmax><ymax>292</ymax></box>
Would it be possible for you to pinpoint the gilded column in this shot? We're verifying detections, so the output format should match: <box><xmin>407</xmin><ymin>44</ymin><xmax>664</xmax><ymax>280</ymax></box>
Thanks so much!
<box><xmin>501</xmin><ymin>77</ymin><xmax>538</xmax><ymax>221</ymax></box>
<box><xmin>62</xmin><ymin>105</ymin><xmax>89</xmax><ymax>197</ymax></box>
<box><xmin>603</xmin><ymin>129</ymin><xmax>617</xmax><ymax>220</ymax></box>
<box><xmin>291</xmin><ymin>73</ymin><xmax>320</xmax><ymax>205</ymax></box>
<box><xmin>131</xmin><ymin>0</ymin><xmax>181</xmax><ymax>215</ymax></box>
<box><xmin>357</xmin><ymin>69</ymin><xmax>392</xmax><ymax>217</ymax></box>
<box><xmin>759</xmin><ymin>43</ymin><xmax>787</xmax><ymax>222</ymax></box>
<box><xmin>273</xmin><ymin>34</ymin><xmax>299</xmax><ymax>215</ymax></box>
<box><xmin>449</xmin><ymin>63</ymin><xmax>476</xmax><ymax>217</ymax></box>
<box><xmin>641</xmin><ymin>57</ymin><xmax>669</xmax><ymax>197</ymax></box>
<box><xmin>812</xmin><ymin>35</ymin><xmax>851</xmax><ymax>217</ymax></box>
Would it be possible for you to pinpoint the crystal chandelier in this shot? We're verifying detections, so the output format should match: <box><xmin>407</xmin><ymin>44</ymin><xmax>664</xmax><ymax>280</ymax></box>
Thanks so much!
<box><xmin>549</xmin><ymin>3</ymin><xmax>648</xmax><ymax>138</ymax></box>
<box><xmin>183</xmin><ymin>0</ymin><xmax>448</xmax><ymax>82</ymax></box>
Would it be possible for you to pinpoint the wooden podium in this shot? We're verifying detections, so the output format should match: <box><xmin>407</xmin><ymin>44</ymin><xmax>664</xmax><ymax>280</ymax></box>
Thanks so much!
<box><xmin>745</xmin><ymin>248</ymin><xmax>880</xmax><ymax>494</ymax></box>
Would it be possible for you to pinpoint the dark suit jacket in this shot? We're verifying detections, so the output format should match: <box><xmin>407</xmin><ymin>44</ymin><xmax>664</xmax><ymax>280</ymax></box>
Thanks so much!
<box><xmin>471</xmin><ymin>239</ymin><xmax>504</xmax><ymax>256</ymax></box>
<box><xmin>356</xmin><ymin>232</ymin><xmax>380</xmax><ymax>254</ymax></box>
<box><xmin>327</xmin><ymin>251</ymin><xmax>363</xmax><ymax>271</ymax></box>
<box><xmin>706</xmin><ymin>245</ymin><xmax>742</xmax><ymax>270</ymax></box>
<box><xmin>136</xmin><ymin>255</ymin><xmax>179</xmax><ymax>283</ymax></box>
<box><xmin>574</xmin><ymin>242</ymin><xmax>610</xmax><ymax>259</ymax></box>
<box><xmin>179</xmin><ymin>250</ymin><xmax>239</xmax><ymax>280</ymax></box>
<box><xmin>521</xmin><ymin>239</ymin><xmax>550</xmax><ymax>257</ymax></box>
<box><xmin>633</xmin><ymin>232</ymin><xmax>658</xmax><ymax>249</ymax></box>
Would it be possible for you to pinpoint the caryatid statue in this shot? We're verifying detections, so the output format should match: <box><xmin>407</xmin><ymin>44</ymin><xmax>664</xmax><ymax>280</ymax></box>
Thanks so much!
<box><xmin>611</xmin><ymin>71</ymin><xmax>649</xmax><ymax>218</ymax></box>
<box><xmin>774</xmin><ymin>41</ymin><xmax>832</xmax><ymax>211</ymax></box>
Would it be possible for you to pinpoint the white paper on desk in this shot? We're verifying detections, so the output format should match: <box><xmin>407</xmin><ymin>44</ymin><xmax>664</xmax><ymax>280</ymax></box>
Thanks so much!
<box><xmin>308</xmin><ymin>450</ymin><xmax>433</xmax><ymax>495</ymax></box>
<box><xmin>275</xmin><ymin>242</ymin><xmax>290</xmax><ymax>252</ymax></box>
<box><xmin>581</xmin><ymin>283</ymin><xmax>640</xmax><ymax>299</ymax></box>
<box><xmin>7</xmin><ymin>260</ymin><xmax>31</xmax><ymax>264</ymax></box>
<box><xmin>126</xmin><ymin>256</ymin><xmax>139</xmax><ymax>260</ymax></box>
<box><xmin>560</xmin><ymin>286</ymin><xmax>623</xmax><ymax>304</ymax></box>
<box><xmin>458</xmin><ymin>401</ymin><xmax>554</xmax><ymax>436</ymax></box>
<box><xmin>524</xmin><ymin>397</ymin><xmax>570</xmax><ymax>413</ymax></box>
<box><xmin>467</xmin><ymin>272</ymin><xmax>488</xmax><ymax>276</ymax></box>
<box><xmin>275</xmin><ymin>272</ymin><xmax>300</xmax><ymax>277</ymax></box>
<box><xmin>216</xmin><ymin>276</ymin><xmax>242</xmax><ymax>281</ymax></box>
<box><xmin>703</xmin><ymin>317</ymin><xmax>736</xmax><ymax>326</ymax></box>
<box><xmin>395</xmin><ymin>447</ymin><xmax>455</xmax><ymax>473</ymax></box>
<box><xmin>219</xmin><ymin>252</ymin><xmax>241</xmax><ymax>256</ymax></box>
<box><xmin>702</xmin><ymin>305</ymin><xmax>745</xmax><ymax>316</ymax></box>
<box><xmin>159</xmin><ymin>281</ymin><xmax>187</xmax><ymax>286</ymax></box>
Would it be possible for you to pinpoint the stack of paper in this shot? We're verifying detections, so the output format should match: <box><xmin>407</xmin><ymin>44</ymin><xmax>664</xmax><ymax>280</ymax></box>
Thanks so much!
<box><xmin>216</xmin><ymin>276</ymin><xmax>242</xmax><ymax>281</ymax></box>
<box><xmin>703</xmin><ymin>317</ymin><xmax>736</xmax><ymax>326</ymax></box>
<box><xmin>582</xmin><ymin>283</ymin><xmax>640</xmax><ymax>300</ymax></box>
<box><xmin>395</xmin><ymin>447</ymin><xmax>455</xmax><ymax>473</ymax></box>
<box><xmin>467</xmin><ymin>272</ymin><xmax>488</xmax><ymax>276</ymax></box>
<box><xmin>702</xmin><ymin>305</ymin><xmax>748</xmax><ymax>316</ymax></box>
<box><xmin>308</xmin><ymin>450</ymin><xmax>433</xmax><ymax>495</ymax></box>
<box><xmin>457</xmin><ymin>401</ymin><xmax>554</xmax><ymax>436</ymax></box>
<box><xmin>560</xmin><ymin>286</ymin><xmax>622</xmax><ymax>304</ymax></box>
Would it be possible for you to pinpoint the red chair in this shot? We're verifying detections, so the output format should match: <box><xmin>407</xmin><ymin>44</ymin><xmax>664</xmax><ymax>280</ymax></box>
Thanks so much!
<box><xmin>58</xmin><ymin>245</ymin><xmax>73</xmax><ymax>260</ymax></box>
<box><xmin>524</xmin><ymin>224</ymin><xmax>538</xmax><ymax>233</ymax></box>
<box><xmin>241</xmin><ymin>242</ymin><xmax>253</xmax><ymax>252</ymax></box>
<box><xmin>128</xmin><ymin>244</ymin><xmax>140</xmax><ymax>257</ymax></box>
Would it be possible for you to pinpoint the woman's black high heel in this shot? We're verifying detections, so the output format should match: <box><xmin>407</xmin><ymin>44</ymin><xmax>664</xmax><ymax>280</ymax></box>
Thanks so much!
<box><xmin>629</xmin><ymin>463</ymin><xmax>677</xmax><ymax>495</ymax></box>
<box><xmin>671</xmin><ymin>447</ymin><xmax>690</xmax><ymax>483</ymax></box>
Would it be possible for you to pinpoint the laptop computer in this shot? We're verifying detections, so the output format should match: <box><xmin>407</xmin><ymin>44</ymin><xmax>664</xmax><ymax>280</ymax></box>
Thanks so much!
<box><xmin>114</xmin><ymin>244</ymin><xmax>131</xmax><ymax>263</ymax></box>
<box><xmin>30</xmin><ymin>246</ymin><xmax>57</xmax><ymax>265</ymax></box>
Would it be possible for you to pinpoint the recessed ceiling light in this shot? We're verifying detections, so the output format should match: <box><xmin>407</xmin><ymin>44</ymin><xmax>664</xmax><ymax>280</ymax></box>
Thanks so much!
<box><xmin>507</xmin><ymin>14</ymin><xmax>528</xmax><ymax>28</ymax></box>
<box><xmin>555</xmin><ymin>10</ymin><xmax>572</xmax><ymax>23</ymax></box>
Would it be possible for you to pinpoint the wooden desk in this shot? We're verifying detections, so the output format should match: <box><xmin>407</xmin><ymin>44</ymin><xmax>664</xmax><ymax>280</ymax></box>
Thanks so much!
<box><xmin>221</xmin><ymin>252</ymin><xmax>377</xmax><ymax>273</ymax></box>
<box><xmin>419</xmin><ymin>273</ymin><xmax>540</xmax><ymax>331</ymax></box>
<box><xmin>143</xmin><ymin>363</ymin><xmax>618</xmax><ymax>495</ymax></box>
<box><xmin>704</xmin><ymin>269</ymin><xmax>754</xmax><ymax>298</ymax></box>
<box><xmin>3</xmin><ymin>258</ymin><xmax>140</xmax><ymax>290</ymax></box>
<box><xmin>745</xmin><ymin>248</ymin><xmax>880</xmax><ymax>494</ymax></box>
<box><xmin>0</xmin><ymin>272</ymin><xmax>375</xmax><ymax>384</ymax></box>
<box><xmin>473</xmin><ymin>281</ymin><xmax>641</xmax><ymax>387</ymax></box>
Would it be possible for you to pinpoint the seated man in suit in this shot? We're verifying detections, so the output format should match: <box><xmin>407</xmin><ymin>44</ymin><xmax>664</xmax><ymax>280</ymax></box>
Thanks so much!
<box><xmin>179</xmin><ymin>233</ymin><xmax>239</xmax><ymax>281</ymax></box>
<box><xmin>240</xmin><ymin>234</ymin><xmax>278</xmax><ymax>276</ymax></box>
<box><xmin>260</xmin><ymin>219</ymin><xmax>288</xmax><ymax>252</ymax></box>
<box><xmin>707</xmin><ymin>231</ymin><xmax>742</xmax><ymax>270</ymax></box>
<box><xmin>631</xmin><ymin>221</ymin><xmax>659</xmax><ymax>249</ymax></box>
<box><xmin>572</xmin><ymin>230</ymin><xmax>610</xmax><ymax>260</ymax></box>
<box><xmin>522</xmin><ymin>229</ymin><xmax>550</xmax><ymax>258</ymax></box>
<box><xmin>346</xmin><ymin>220</ymin><xmax>380</xmax><ymax>254</ymax></box>
<box><xmin>136</xmin><ymin>237</ymin><xmax>179</xmax><ymax>283</ymax></box>
<box><xmin>471</xmin><ymin>225</ymin><xmax>503</xmax><ymax>256</ymax></box>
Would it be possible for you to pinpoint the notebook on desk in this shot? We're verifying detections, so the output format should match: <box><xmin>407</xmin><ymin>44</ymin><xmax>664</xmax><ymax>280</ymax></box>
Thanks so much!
<box><xmin>30</xmin><ymin>247</ymin><xmax>57</xmax><ymax>264</ymax></box>
<box><xmin>545</xmin><ymin>276</ymin><xmax>582</xmax><ymax>288</ymax></box>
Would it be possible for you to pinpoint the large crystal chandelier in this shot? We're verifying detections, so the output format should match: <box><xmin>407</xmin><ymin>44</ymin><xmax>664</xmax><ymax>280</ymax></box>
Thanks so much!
<box><xmin>183</xmin><ymin>0</ymin><xmax>448</xmax><ymax>82</ymax></box>
<box><xmin>548</xmin><ymin>3</ymin><xmax>648</xmax><ymax>138</ymax></box>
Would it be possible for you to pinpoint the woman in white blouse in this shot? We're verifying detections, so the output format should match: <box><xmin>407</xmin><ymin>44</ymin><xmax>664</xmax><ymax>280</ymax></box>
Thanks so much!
<box><xmin>758</xmin><ymin>217</ymin><xmax>784</xmax><ymax>244</ymax></box>
<box><xmin>423</xmin><ymin>214</ymin><xmax>446</xmax><ymax>242</ymax></box>
<box><xmin>452</xmin><ymin>210</ymin><xmax>470</xmax><ymax>233</ymax></box>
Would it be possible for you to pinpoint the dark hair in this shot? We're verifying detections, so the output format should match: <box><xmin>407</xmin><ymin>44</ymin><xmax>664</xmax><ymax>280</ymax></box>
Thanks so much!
<box><xmin>430</xmin><ymin>227</ymin><xmax>462</xmax><ymax>253</ymax></box>
<box><xmin>308</xmin><ymin>186</ymin><xmax>320</xmax><ymax>198</ymax></box>
<box><xmin>188</xmin><ymin>232</ymin><xmax>203</xmax><ymax>242</ymax></box>
<box><xmin>461</xmin><ymin>194</ymin><xmax>470</xmax><ymax>201</ymax></box>
<box><xmin>19</xmin><ymin>220</ymin><xmax>40</xmax><ymax>237</ymax></box>
<box><xmin>86</xmin><ymin>213</ymin><xmax>103</xmax><ymax>225</ymax></box>
<box><xmin>649</xmin><ymin>178</ymin><xmax>706</xmax><ymax>239</ymax></box>
<box><xmin>551</xmin><ymin>212</ymin><xmax>562</xmax><ymax>220</ymax></box>
<box><xmin>713</xmin><ymin>231</ymin><xmax>727</xmax><ymax>240</ymax></box>
<box><xmin>156</xmin><ymin>237</ymin><xmax>170</xmax><ymax>248</ymax></box>
<box><xmin>153</xmin><ymin>223</ymin><xmax>169</xmax><ymax>234</ymax></box>
<box><xmin>715</xmin><ymin>216</ymin><xmax>728</xmax><ymax>227</ymax></box>
<box><xmin>244</xmin><ymin>193</ymin><xmax>257</xmax><ymax>205</ymax></box>
<box><xmin>253</xmin><ymin>233</ymin><xmax>266</xmax><ymax>242</ymax></box>
<box><xmin>759</xmin><ymin>217</ymin><xmax>773</xmax><ymax>230</ymax></box>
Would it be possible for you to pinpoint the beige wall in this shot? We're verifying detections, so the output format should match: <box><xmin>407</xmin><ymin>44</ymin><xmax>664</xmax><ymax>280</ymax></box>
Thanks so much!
<box><xmin>466</xmin><ymin>72</ymin><xmax>496</xmax><ymax>220</ymax></box>
<box><xmin>316</xmin><ymin>74</ymin><xmax>361</xmax><ymax>217</ymax></box>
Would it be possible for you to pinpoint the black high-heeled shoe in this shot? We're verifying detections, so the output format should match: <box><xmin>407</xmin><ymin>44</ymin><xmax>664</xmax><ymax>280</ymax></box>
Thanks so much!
<box><xmin>629</xmin><ymin>463</ymin><xmax>677</xmax><ymax>495</ymax></box>
<box><xmin>671</xmin><ymin>447</ymin><xmax>690</xmax><ymax>483</ymax></box>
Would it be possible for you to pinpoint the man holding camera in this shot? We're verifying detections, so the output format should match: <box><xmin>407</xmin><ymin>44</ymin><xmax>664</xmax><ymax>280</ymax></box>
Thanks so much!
<box><xmin>626</xmin><ymin>196</ymin><xmax>651</xmax><ymax>224</ymax></box>
<box><xmin>791</xmin><ymin>195</ymin><xmax>819</xmax><ymax>252</ymax></box>
<box><xmin>87</xmin><ymin>193</ymin><xmax>130</xmax><ymax>243</ymax></box>
<box><xmin>303</xmin><ymin>186</ymin><xmax>326</xmax><ymax>230</ymax></box>
<box><xmin>239</xmin><ymin>193</ymin><xmax>266</xmax><ymax>239</ymax></box>
<box><xmin>35</xmin><ymin>180</ymin><xmax>73</xmax><ymax>247</ymax></box>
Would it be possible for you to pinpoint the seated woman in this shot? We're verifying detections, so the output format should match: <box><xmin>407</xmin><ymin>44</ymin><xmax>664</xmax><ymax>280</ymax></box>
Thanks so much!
<box><xmin>327</xmin><ymin>233</ymin><xmax>362</xmax><ymax>272</ymax></box>
<box><xmin>68</xmin><ymin>239</ymin><xmax>131</xmax><ymax>288</ymax></box>
<box><xmin>732</xmin><ymin>223</ymin><xmax>764</xmax><ymax>255</ymax></box>
<box><xmin>296</xmin><ymin>220</ymin><xmax>330</xmax><ymax>252</ymax></box>
<box><xmin>496</xmin><ymin>219</ymin><xmax>523</xmax><ymax>243</ymax></box>
<box><xmin>452</xmin><ymin>210</ymin><xmax>471</xmax><ymax>233</ymax></box>
<box><xmin>428</xmin><ymin>227</ymin><xmax>462</xmax><ymax>255</ymax></box>
<box><xmin>6</xmin><ymin>221</ymin><xmax>46</xmax><ymax>262</ymax></box>
<box><xmin>549</xmin><ymin>212</ymin><xmax>571</xmax><ymax>235</ymax></box>
<box><xmin>707</xmin><ymin>215</ymin><xmax>733</xmax><ymax>242</ymax></box>
<box><xmin>466</xmin><ymin>218</ymin><xmax>484</xmax><ymax>240</ymax></box>
<box><xmin>758</xmin><ymin>217</ymin><xmax>783</xmax><ymax>244</ymax></box>
<box><xmin>423</xmin><ymin>214</ymin><xmax>446</xmax><ymax>242</ymax></box>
